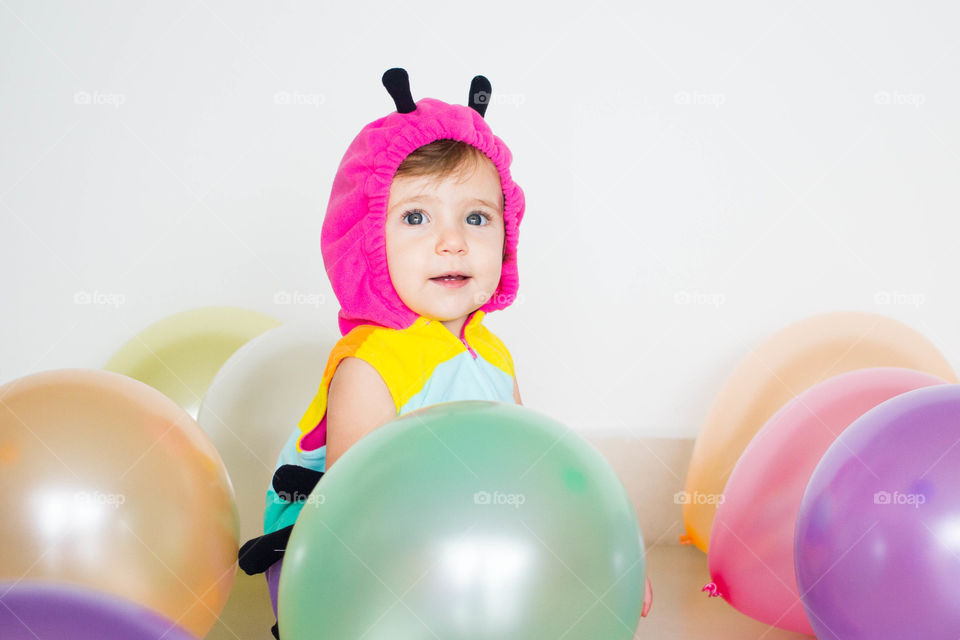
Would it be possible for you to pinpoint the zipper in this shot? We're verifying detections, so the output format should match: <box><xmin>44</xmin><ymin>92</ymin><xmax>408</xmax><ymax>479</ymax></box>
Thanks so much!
<box><xmin>460</xmin><ymin>312</ymin><xmax>478</xmax><ymax>359</ymax></box>
<box><xmin>425</xmin><ymin>314</ymin><xmax>500</xmax><ymax>396</ymax></box>
<box><xmin>424</xmin><ymin>316</ymin><xmax>478</xmax><ymax>359</ymax></box>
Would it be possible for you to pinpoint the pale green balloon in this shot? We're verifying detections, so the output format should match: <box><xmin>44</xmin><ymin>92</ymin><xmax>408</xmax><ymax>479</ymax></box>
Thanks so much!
<box><xmin>279</xmin><ymin>400</ymin><xmax>645</xmax><ymax>639</ymax></box>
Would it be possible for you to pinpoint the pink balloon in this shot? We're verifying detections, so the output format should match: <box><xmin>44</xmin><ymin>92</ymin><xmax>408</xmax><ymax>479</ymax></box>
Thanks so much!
<box><xmin>707</xmin><ymin>366</ymin><xmax>947</xmax><ymax>634</ymax></box>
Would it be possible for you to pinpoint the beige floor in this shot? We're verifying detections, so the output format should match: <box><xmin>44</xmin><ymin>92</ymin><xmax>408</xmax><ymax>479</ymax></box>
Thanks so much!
<box><xmin>206</xmin><ymin>569</ymin><xmax>275</xmax><ymax>639</ymax></box>
<box><xmin>206</xmin><ymin>545</ymin><xmax>814</xmax><ymax>639</ymax></box>
<box><xmin>639</xmin><ymin>545</ymin><xmax>813</xmax><ymax>639</ymax></box>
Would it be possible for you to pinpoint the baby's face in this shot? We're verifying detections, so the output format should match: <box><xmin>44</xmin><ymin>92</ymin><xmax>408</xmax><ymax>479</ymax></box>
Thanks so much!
<box><xmin>385</xmin><ymin>158</ymin><xmax>505</xmax><ymax>328</ymax></box>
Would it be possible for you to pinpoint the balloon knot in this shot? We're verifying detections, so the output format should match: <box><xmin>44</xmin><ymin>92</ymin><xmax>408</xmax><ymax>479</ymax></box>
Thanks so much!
<box><xmin>678</xmin><ymin>533</ymin><xmax>694</xmax><ymax>545</ymax></box>
<box><xmin>701</xmin><ymin>582</ymin><xmax>722</xmax><ymax>598</ymax></box>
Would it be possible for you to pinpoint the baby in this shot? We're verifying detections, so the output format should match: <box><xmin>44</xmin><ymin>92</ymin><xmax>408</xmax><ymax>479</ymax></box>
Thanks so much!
<box><xmin>238</xmin><ymin>68</ymin><xmax>526</xmax><ymax>638</ymax></box>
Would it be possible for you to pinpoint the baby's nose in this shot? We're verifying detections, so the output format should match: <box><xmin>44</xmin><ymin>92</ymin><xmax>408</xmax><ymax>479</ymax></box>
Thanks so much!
<box><xmin>436</xmin><ymin>228</ymin><xmax>468</xmax><ymax>253</ymax></box>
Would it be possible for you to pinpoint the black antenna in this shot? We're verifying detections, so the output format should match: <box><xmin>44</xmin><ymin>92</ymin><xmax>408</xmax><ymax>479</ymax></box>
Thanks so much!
<box><xmin>382</xmin><ymin>68</ymin><xmax>417</xmax><ymax>113</ymax></box>
<box><xmin>468</xmin><ymin>75</ymin><xmax>492</xmax><ymax>118</ymax></box>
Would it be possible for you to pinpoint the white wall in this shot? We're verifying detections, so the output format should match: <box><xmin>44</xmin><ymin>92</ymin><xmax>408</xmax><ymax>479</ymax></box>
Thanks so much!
<box><xmin>3</xmin><ymin>0</ymin><xmax>958</xmax><ymax>437</ymax></box>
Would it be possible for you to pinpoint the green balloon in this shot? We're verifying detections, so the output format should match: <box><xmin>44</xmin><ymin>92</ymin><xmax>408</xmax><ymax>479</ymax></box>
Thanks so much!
<box><xmin>279</xmin><ymin>401</ymin><xmax>646</xmax><ymax>639</ymax></box>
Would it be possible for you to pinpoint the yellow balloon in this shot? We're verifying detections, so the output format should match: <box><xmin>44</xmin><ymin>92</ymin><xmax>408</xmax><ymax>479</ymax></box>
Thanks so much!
<box><xmin>104</xmin><ymin>306</ymin><xmax>281</xmax><ymax>419</ymax></box>
<box><xmin>0</xmin><ymin>369</ymin><xmax>240</xmax><ymax>638</ymax></box>
<box><xmin>682</xmin><ymin>311</ymin><xmax>957</xmax><ymax>552</ymax></box>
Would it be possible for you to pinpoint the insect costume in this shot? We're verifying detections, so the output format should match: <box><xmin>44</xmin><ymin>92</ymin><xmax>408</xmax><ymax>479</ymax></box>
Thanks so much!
<box><xmin>238</xmin><ymin>67</ymin><xmax>526</xmax><ymax>638</ymax></box>
<box><xmin>263</xmin><ymin>309</ymin><xmax>519</xmax><ymax>533</ymax></box>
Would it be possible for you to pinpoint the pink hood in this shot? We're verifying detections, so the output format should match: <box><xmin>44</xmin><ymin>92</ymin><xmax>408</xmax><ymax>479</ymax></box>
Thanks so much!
<box><xmin>320</xmin><ymin>69</ymin><xmax>526</xmax><ymax>336</ymax></box>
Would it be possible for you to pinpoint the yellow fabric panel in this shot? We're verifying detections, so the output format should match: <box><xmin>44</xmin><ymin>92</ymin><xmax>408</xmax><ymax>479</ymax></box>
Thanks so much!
<box><xmin>294</xmin><ymin>310</ymin><xmax>514</xmax><ymax>453</ymax></box>
<box><xmin>466</xmin><ymin>312</ymin><xmax>515</xmax><ymax>378</ymax></box>
<box><xmin>294</xmin><ymin>325</ymin><xmax>378</xmax><ymax>449</ymax></box>
<box><xmin>355</xmin><ymin>316</ymin><xmax>465</xmax><ymax>410</ymax></box>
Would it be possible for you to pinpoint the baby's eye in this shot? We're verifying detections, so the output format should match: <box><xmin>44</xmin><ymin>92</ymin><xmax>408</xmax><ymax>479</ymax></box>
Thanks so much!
<box><xmin>467</xmin><ymin>211</ymin><xmax>492</xmax><ymax>225</ymax></box>
<box><xmin>402</xmin><ymin>209</ymin><xmax>425</xmax><ymax>225</ymax></box>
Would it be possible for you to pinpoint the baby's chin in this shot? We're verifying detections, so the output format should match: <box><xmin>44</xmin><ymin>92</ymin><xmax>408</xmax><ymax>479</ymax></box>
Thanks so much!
<box><xmin>410</xmin><ymin>297</ymin><xmax>486</xmax><ymax>322</ymax></box>
<box><xmin>419</xmin><ymin>304</ymin><xmax>479</xmax><ymax>322</ymax></box>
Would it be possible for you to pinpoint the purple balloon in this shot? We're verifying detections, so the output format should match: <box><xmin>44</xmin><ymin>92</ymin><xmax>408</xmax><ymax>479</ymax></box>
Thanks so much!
<box><xmin>266</xmin><ymin>559</ymin><xmax>282</xmax><ymax>617</ymax></box>
<box><xmin>795</xmin><ymin>384</ymin><xmax>960</xmax><ymax>639</ymax></box>
<box><xmin>0</xmin><ymin>581</ymin><xmax>197</xmax><ymax>640</ymax></box>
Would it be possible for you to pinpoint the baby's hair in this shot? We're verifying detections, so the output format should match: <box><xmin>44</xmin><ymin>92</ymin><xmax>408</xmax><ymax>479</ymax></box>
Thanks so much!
<box><xmin>395</xmin><ymin>138</ymin><xmax>512</xmax><ymax>263</ymax></box>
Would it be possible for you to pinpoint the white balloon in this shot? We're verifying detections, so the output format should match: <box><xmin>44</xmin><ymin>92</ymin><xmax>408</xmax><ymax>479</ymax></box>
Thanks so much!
<box><xmin>197</xmin><ymin>318</ymin><xmax>340</xmax><ymax>542</ymax></box>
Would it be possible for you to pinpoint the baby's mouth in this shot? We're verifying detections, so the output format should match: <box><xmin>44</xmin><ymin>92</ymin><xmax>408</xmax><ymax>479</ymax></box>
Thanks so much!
<box><xmin>430</xmin><ymin>273</ymin><xmax>471</xmax><ymax>282</ymax></box>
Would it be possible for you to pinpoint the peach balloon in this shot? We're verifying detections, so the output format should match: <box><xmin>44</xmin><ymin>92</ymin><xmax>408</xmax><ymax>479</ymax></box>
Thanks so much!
<box><xmin>708</xmin><ymin>366</ymin><xmax>948</xmax><ymax>634</ymax></box>
<box><xmin>682</xmin><ymin>311</ymin><xmax>956</xmax><ymax>552</ymax></box>
<box><xmin>0</xmin><ymin>369</ymin><xmax>239</xmax><ymax>638</ymax></box>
